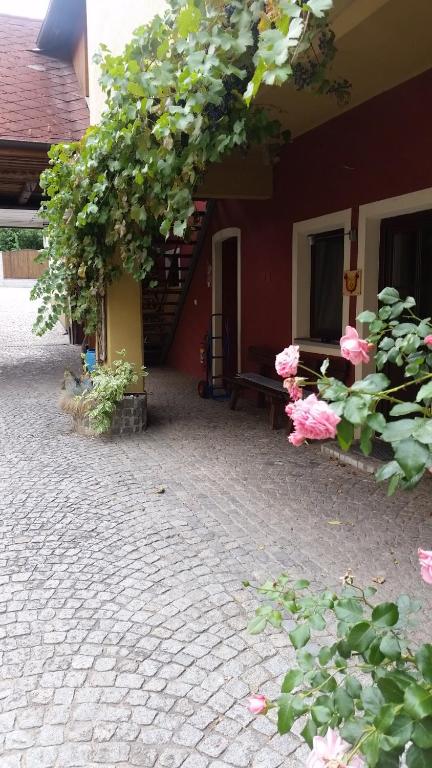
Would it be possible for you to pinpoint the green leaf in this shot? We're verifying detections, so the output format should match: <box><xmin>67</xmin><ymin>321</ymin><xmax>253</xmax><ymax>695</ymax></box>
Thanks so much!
<box><xmin>360</xmin><ymin>424</ymin><xmax>373</xmax><ymax>456</ymax></box>
<box><xmin>320</xmin><ymin>358</ymin><xmax>329</xmax><ymax>376</ymax></box>
<box><xmin>177</xmin><ymin>1</ymin><xmax>202</xmax><ymax>37</ymax></box>
<box><xmin>371</xmin><ymin>602</ymin><xmax>399</xmax><ymax>627</ymax></box>
<box><xmin>376</xmin><ymin>750</ymin><xmax>403</xmax><ymax>767</ymax></box>
<box><xmin>415</xmin><ymin>645</ymin><xmax>432</xmax><ymax>684</ymax></box>
<box><xmin>413</xmin><ymin>718</ymin><xmax>432</xmax><ymax>748</ymax></box>
<box><xmin>366</xmin><ymin>637</ymin><xmax>386</xmax><ymax>666</ymax></box>
<box><xmin>334</xmin><ymin>597</ymin><xmax>363</xmax><ymax>623</ymax></box>
<box><xmin>321</xmin><ymin>378</ymin><xmax>349</xmax><ymax>401</ymax></box>
<box><xmin>362</xmin><ymin>731</ymin><xmax>381</xmax><ymax>767</ymax></box>
<box><xmin>281</xmin><ymin>669</ymin><xmax>303</xmax><ymax>693</ymax></box>
<box><xmin>293</xmin><ymin>579</ymin><xmax>310</xmax><ymax>589</ymax></box>
<box><xmin>344</xmin><ymin>396</ymin><xmax>369</xmax><ymax>426</ymax></box>
<box><xmin>247</xmin><ymin>616</ymin><xmax>267</xmax><ymax>635</ymax></box>
<box><xmin>311</xmin><ymin>704</ymin><xmax>332</xmax><ymax>724</ymax></box>
<box><xmin>406</xmin><ymin>744</ymin><xmax>432</xmax><ymax>768</ymax></box>
<box><xmin>357</xmin><ymin>310</ymin><xmax>376</xmax><ymax>323</ymax></box>
<box><xmin>392</xmin><ymin>322</ymin><xmax>419</xmax><ymax>337</ymax></box>
<box><xmin>352</xmin><ymin>373</ymin><xmax>390</xmax><ymax>394</ymax></box>
<box><xmin>361</xmin><ymin>685</ymin><xmax>385</xmax><ymax>716</ymax></box>
<box><xmin>127</xmin><ymin>82</ymin><xmax>146</xmax><ymax>98</ymax></box>
<box><xmin>375</xmin><ymin>460</ymin><xmax>402</xmax><ymax>483</ymax></box>
<box><xmin>340</xmin><ymin>717</ymin><xmax>366</xmax><ymax>745</ymax></box>
<box><xmin>416</xmin><ymin>381</ymin><xmax>432</xmax><ymax>402</ymax></box>
<box><xmin>346</xmin><ymin>621</ymin><xmax>375</xmax><ymax>653</ymax></box>
<box><xmin>404</xmin><ymin>683</ymin><xmax>432</xmax><ymax>720</ymax></box>
<box><xmin>379</xmin><ymin>305</ymin><xmax>393</xmax><ymax>321</ymax></box>
<box><xmin>317</xmin><ymin>646</ymin><xmax>333</xmax><ymax>667</ymax></box>
<box><xmin>300</xmin><ymin>717</ymin><xmax>317</xmax><ymax>748</ymax></box>
<box><xmin>389</xmin><ymin>403</ymin><xmax>424</xmax><ymax>416</ymax></box>
<box><xmin>378</xmin><ymin>677</ymin><xmax>405</xmax><ymax>704</ymax></box>
<box><xmin>379</xmin><ymin>634</ymin><xmax>401</xmax><ymax>661</ymax></box>
<box><xmin>380</xmin><ymin>713</ymin><xmax>413</xmax><ymax>750</ymax></box>
<box><xmin>309</xmin><ymin>613</ymin><xmax>326</xmax><ymax>631</ymax></box>
<box><xmin>379</xmin><ymin>336</ymin><xmax>395</xmax><ymax>350</ymax></box>
<box><xmin>289</xmin><ymin>623</ymin><xmax>310</xmax><ymax>650</ymax></box>
<box><xmin>334</xmin><ymin>687</ymin><xmax>354</xmax><ymax>718</ymax></box>
<box><xmin>374</xmin><ymin>703</ymin><xmax>395</xmax><ymax>732</ymax></box>
<box><xmin>297</xmin><ymin>648</ymin><xmax>315</xmax><ymax>671</ymax></box>
<box><xmin>345</xmin><ymin>676</ymin><xmax>362</xmax><ymax>699</ymax></box>
<box><xmin>277</xmin><ymin>695</ymin><xmax>294</xmax><ymax>734</ymax></box>
<box><xmin>337</xmin><ymin>418</ymin><xmax>354</xmax><ymax>451</ymax></box>
<box><xmin>368</xmin><ymin>412</ymin><xmax>386</xmax><ymax>432</ymax></box>
<box><xmin>413</xmin><ymin>419</ymin><xmax>432</xmax><ymax>444</ymax></box>
<box><xmin>380</xmin><ymin>419</ymin><xmax>417</xmax><ymax>443</ymax></box>
<box><xmin>394</xmin><ymin>438</ymin><xmax>429</xmax><ymax>480</ymax></box>
<box><xmin>378</xmin><ymin>287</ymin><xmax>400</xmax><ymax>305</ymax></box>
<box><xmin>376</xmin><ymin>350</ymin><xmax>388</xmax><ymax>370</ymax></box>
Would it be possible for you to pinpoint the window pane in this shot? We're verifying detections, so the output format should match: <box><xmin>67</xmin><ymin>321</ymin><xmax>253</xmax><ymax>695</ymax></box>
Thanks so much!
<box><xmin>310</xmin><ymin>230</ymin><xmax>344</xmax><ymax>343</ymax></box>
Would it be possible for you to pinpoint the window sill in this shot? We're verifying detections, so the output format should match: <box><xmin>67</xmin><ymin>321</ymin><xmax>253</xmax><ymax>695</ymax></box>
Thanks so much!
<box><xmin>294</xmin><ymin>338</ymin><xmax>341</xmax><ymax>357</ymax></box>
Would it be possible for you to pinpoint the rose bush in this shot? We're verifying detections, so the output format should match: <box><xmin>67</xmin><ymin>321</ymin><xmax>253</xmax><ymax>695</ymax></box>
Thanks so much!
<box><xmin>245</xmin><ymin>550</ymin><xmax>431</xmax><ymax>767</ymax></box>
<box><xmin>277</xmin><ymin>287</ymin><xmax>432</xmax><ymax>494</ymax></box>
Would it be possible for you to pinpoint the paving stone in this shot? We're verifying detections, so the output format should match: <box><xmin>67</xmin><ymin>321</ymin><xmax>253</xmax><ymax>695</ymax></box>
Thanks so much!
<box><xmin>156</xmin><ymin>749</ymin><xmax>188</xmax><ymax>768</ymax></box>
<box><xmin>1</xmin><ymin>286</ymin><xmax>431</xmax><ymax>768</ymax></box>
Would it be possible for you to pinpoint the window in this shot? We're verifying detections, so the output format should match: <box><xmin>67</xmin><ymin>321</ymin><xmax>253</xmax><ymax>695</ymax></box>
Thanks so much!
<box><xmin>292</xmin><ymin>208</ymin><xmax>351</xmax><ymax>354</ymax></box>
<box><xmin>309</xmin><ymin>229</ymin><xmax>344</xmax><ymax>343</ymax></box>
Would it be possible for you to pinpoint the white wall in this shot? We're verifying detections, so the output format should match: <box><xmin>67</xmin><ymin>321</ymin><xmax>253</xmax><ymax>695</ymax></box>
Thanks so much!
<box><xmin>86</xmin><ymin>0</ymin><xmax>167</xmax><ymax>122</ymax></box>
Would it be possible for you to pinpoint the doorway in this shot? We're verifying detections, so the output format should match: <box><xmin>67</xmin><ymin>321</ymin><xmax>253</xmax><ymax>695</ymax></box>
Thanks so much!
<box><xmin>379</xmin><ymin>210</ymin><xmax>432</xmax><ymax>316</ymax></box>
<box><xmin>212</xmin><ymin>229</ymin><xmax>241</xmax><ymax>391</ymax></box>
<box><xmin>379</xmin><ymin>210</ymin><xmax>432</xmax><ymax>407</ymax></box>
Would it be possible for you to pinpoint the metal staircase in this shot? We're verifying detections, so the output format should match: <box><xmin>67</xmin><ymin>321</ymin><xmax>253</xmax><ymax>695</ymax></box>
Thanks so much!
<box><xmin>142</xmin><ymin>201</ymin><xmax>214</xmax><ymax>366</ymax></box>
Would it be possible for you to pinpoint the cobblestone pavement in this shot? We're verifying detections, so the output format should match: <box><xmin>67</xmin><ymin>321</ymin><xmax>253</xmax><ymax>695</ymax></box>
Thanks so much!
<box><xmin>1</xmin><ymin>284</ymin><xmax>431</xmax><ymax>768</ymax></box>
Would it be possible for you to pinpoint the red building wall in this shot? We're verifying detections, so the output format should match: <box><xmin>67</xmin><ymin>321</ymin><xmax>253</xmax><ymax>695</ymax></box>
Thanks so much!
<box><xmin>168</xmin><ymin>69</ymin><xmax>432</xmax><ymax>379</ymax></box>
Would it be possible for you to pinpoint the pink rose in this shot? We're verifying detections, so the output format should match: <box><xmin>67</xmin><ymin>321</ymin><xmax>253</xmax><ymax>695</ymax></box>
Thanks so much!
<box><xmin>247</xmin><ymin>694</ymin><xmax>268</xmax><ymax>715</ymax></box>
<box><xmin>275</xmin><ymin>345</ymin><xmax>300</xmax><ymax>378</ymax></box>
<box><xmin>286</xmin><ymin>394</ymin><xmax>341</xmax><ymax>446</ymax></box>
<box><xmin>340</xmin><ymin>326</ymin><xmax>371</xmax><ymax>365</ymax></box>
<box><xmin>424</xmin><ymin>335</ymin><xmax>432</xmax><ymax>348</ymax></box>
<box><xmin>418</xmin><ymin>548</ymin><xmax>432</xmax><ymax>585</ymax></box>
<box><xmin>307</xmin><ymin>728</ymin><xmax>365</xmax><ymax>768</ymax></box>
<box><xmin>283</xmin><ymin>377</ymin><xmax>303</xmax><ymax>401</ymax></box>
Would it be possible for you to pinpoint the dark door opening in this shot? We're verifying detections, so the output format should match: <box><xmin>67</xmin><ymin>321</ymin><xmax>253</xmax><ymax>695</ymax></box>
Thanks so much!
<box><xmin>221</xmin><ymin>237</ymin><xmax>238</xmax><ymax>385</ymax></box>
<box><xmin>379</xmin><ymin>210</ymin><xmax>432</xmax><ymax>408</ymax></box>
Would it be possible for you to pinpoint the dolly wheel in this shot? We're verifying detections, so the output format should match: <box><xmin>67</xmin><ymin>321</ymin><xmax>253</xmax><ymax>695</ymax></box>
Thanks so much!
<box><xmin>198</xmin><ymin>380</ymin><xmax>209</xmax><ymax>398</ymax></box>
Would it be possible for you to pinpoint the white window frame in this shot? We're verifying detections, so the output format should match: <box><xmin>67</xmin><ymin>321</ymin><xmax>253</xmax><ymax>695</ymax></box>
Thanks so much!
<box><xmin>292</xmin><ymin>208</ymin><xmax>352</xmax><ymax>357</ymax></box>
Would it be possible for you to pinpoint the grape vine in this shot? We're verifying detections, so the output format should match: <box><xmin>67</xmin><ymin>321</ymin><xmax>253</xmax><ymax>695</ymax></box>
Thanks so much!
<box><xmin>31</xmin><ymin>0</ymin><xmax>349</xmax><ymax>335</ymax></box>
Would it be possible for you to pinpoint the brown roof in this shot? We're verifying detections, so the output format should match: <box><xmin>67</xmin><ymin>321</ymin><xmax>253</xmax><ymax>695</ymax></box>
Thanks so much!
<box><xmin>0</xmin><ymin>13</ymin><xmax>89</xmax><ymax>144</ymax></box>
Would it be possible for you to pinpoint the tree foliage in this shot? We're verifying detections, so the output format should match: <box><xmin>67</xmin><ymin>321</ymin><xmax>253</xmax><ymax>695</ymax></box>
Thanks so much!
<box><xmin>31</xmin><ymin>0</ymin><xmax>348</xmax><ymax>334</ymax></box>
<box><xmin>0</xmin><ymin>228</ymin><xmax>43</xmax><ymax>252</ymax></box>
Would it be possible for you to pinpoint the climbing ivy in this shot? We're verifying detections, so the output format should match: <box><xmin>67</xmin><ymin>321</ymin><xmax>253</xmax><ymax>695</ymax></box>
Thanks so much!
<box><xmin>32</xmin><ymin>0</ymin><xmax>348</xmax><ymax>335</ymax></box>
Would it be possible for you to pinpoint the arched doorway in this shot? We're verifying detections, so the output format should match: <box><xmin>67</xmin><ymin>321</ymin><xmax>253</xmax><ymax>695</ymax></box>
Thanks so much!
<box><xmin>211</xmin><ymin>228</ymin><xmax>241</xmax><ymax>390</ymax></box>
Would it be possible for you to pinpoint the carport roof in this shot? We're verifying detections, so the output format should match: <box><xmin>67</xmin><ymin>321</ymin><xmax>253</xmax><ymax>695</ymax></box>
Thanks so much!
<box><xmin>0</xmin><ymin>13</ymin><xmax>89</xmax><ymax>145</ymax></box>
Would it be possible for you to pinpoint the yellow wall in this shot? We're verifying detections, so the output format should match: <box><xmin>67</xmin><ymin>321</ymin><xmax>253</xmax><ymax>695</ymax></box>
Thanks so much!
<box><xmin>105</xmin><ymin>271</ymin><xmax>145</xmax><ymax>393</ymax></box>
<box><xmin>72</xmin><ymin>29</ymin><xmax>89</xmax><ymax>98</ymax></box>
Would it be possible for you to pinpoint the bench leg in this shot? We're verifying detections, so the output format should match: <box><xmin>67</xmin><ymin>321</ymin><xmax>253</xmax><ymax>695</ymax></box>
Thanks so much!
<box><xmin>257</xmin><ymin>391</ymin><xmax>266</xmax><ymax>409</ymax></box>
<box><xmin>229</xmin><ymin>385</ymin><xmax>241</xmax><ymax>411</ymax></box>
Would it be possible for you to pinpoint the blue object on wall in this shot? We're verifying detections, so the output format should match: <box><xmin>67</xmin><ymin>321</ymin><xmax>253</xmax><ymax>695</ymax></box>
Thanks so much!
<box><xmin>85</xmin><ymin>349</ymin><xmax>96</xmax><ymax>373</ymax></box>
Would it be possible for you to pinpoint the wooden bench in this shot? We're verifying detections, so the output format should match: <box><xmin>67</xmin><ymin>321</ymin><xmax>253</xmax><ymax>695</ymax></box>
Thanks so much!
<box><xmin>229</xmin><ymin>346</ymin><xmax>351</xmax><ymax>430</ymax></box>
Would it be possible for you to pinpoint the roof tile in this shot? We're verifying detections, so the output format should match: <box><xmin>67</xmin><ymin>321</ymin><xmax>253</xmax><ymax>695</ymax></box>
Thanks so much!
<box><xmin>0</xmin><ymin>14</ymin><xmax>89</xmax><ymax>144</ymax></box>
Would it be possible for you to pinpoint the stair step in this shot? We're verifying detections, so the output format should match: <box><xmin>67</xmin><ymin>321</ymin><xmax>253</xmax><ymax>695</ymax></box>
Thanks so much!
<box><xmin>141</xmin><ymin>200</ymin><xmax>212</xmax><ymax>366</ymax></box>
